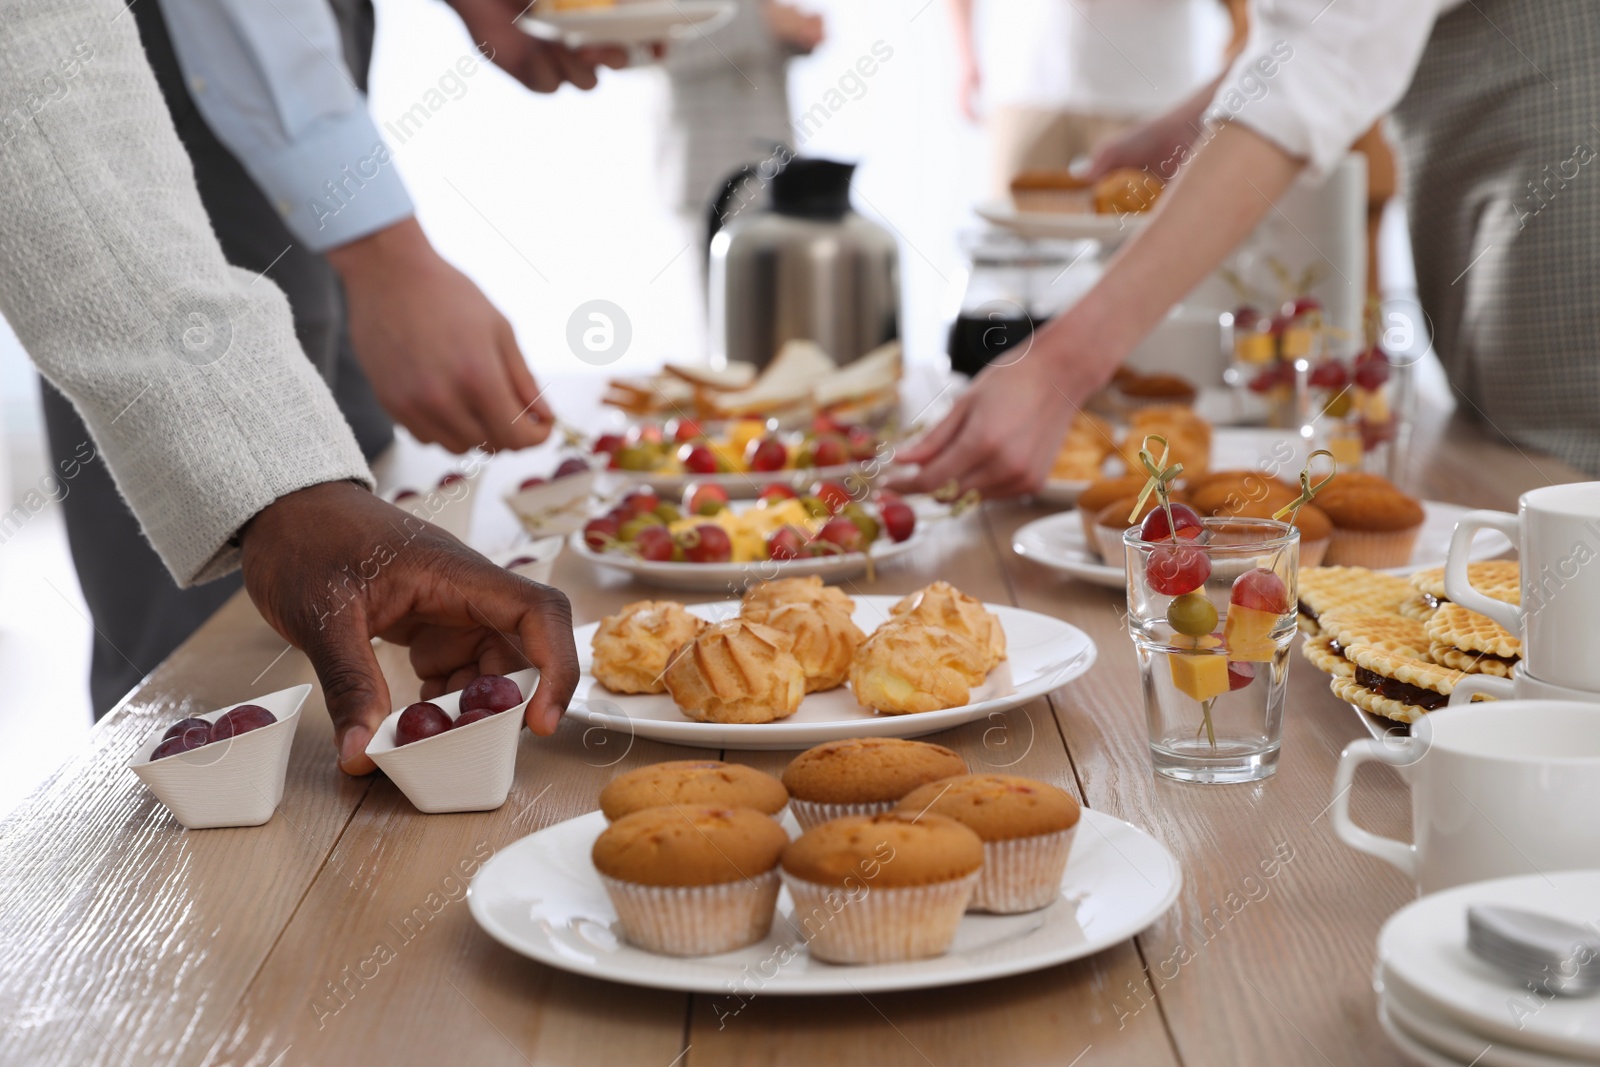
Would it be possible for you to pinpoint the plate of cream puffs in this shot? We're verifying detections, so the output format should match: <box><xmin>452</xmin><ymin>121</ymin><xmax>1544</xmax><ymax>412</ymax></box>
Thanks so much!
<box><xmin>567</xmin><ymin>578</ymin><xmax>1097</xmax><ymax>749</ymax></box>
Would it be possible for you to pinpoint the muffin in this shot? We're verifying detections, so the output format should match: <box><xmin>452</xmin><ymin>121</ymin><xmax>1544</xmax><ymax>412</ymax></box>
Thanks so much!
<box><xmin>889</xmin><ymin>581</ymin><xmax>1006</xmax><ymax>673</ymax></box>
<box><xmin>1188</xmin><ymin>470</ymin><xmax>1297</xmax><ymax>517</ymax></box>
<box><xmin>780</xmin><ymin>812</ymin><xmax>983</xmax><ymax>964</ymax></box>
<box><xmin>1094</xmin><ymin>493</ymin><xmax>1175</xmax><ymax>565</ymax></box>
<box><xmin>599</xmin><ymin>760</ymin><xmax>788</xmax><ymax>821</ymax></box>
<box><xmin>1316</xmin><ymin>477</ymin><xmax>1425</xmax><ymax>569</ymax></box>
<box><xmin>848</xmin><ymin>621</ymin><xmax>988</xmax><ymax>715</ymax></box>
<box><xmin>1076</xmin><ymin>474</ymin><xmax>1150</xmax><ymax>545</ymax></box>
<box><xmin>592</xmin><ymin>805</ymin><xmax>789</xmax><ymax>956</ymax></box>
<box><xmin>1199</xmin><ymin>495</ymin><xmax>1331</xmax><ymax>568</ymax></box>
<box><xmin>896</xmin><ymin>774</ymin><xmax>1080</xmax><ymax>913</ymax></box>
<box><xmin>781</xmin><ymin>737</ymin><xmax>969</xmax><ymax>830</ymax></box>
<box><xmin>1117</xmin><ymin>405</ymin><xmax>1211</xmax><ymax>477</ymax></box>
<box><xmin>1116</xmin><ymin>372</ymin><xmax>1197</xmax><ymax>411</ymax></box>
<box><xmin>663</xmin><ymin>618</ymin><xmax>806</xmax><ymax>724</ymax></box>
<box><xmin>741</xmin><ymin>589</ymin><xmax>865</xmax><ymax>693</ymax></box>
<box><xmin>591</xmin><ymin>601</ymin><xmax>706</xmax><ymax>695</ymax></box>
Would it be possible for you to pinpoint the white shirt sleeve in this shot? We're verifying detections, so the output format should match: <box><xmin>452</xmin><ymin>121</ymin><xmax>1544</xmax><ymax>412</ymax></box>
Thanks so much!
<box><xmin>1208</xmin><ymin>0</ymin><xmax>1446</xmax><ymax>179</ymax></box>
<box><xmin>156</xmin><ymin>0</ymin><xmax>414</xmax><ymax>251</ymax></box>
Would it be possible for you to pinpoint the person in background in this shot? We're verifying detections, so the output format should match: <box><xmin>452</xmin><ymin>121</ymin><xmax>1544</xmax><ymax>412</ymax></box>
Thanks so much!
<box><xmin>662</xmin><ymin>0</ymin><xmax>823</xmax><ymax>259</ymax></box>
<box><xmin>948</xmin><ymin>0</ymin><xmax>1227</xmax><ymax>198</ymax></box>
<box><xmin>2</xmin><ymin>0</ymin><xmax>580</xmax><ymax>773</ymax></box>
<box><xmin>901</xmin><ymin>1</ymin><xmax>1600</xmax><ymax>492</ymax></box>
<box><xmin>44</xmin><ymin>0</ymin><xmax>621</xmax><ymax>716</ymax></box>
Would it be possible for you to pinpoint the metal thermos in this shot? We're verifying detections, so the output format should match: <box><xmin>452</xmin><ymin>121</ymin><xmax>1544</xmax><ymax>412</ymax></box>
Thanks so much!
<box><xmin>707</xmin><ymin>158</ymin><xmax>899</xmax><ymax>370</ymax></box>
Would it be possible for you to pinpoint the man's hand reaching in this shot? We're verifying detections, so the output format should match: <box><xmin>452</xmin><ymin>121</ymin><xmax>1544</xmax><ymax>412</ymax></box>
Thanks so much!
<box><xmin>239</xmin><ymin>481</ymin><xmax>580</xmax><ymax>775</ymax></box>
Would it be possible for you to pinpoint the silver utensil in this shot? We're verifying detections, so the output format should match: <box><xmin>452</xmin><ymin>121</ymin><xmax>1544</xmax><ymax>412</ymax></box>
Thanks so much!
<box><xmin>1467</xmin><ymin>904</ymin><xmax>1600</xmax><ymax>997</ymax></box>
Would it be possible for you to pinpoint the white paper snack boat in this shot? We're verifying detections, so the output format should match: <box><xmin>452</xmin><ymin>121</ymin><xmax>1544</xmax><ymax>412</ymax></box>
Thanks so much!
<box><xmin>503</xmin><ymin>467</ymin><xmax>596</xmax><ymax>537</ymax></box>
<box><xmin>391</xmin><ymin>471</ymin><xmax>480</xmax><ymax>543</ymax></box>
<box><xmin>127</xmin><ymin>684</ymin><xmax>311</xmax><ymax>830</ymax></box>
<box><xmin>489</xmin><ymin>537</ymin><xmax>565</xmax><ymax>587</ymax></box>
<box><xmin>365</xmin><ymin>667</ymin><xmax>538</xmax><ymax>814</ymax></box>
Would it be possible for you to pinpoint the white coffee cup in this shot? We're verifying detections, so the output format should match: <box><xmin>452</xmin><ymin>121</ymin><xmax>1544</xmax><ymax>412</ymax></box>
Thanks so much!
<box><xmin>1447</xmin><ymin>662</ymin><xmax>1600</xmax><ymax>706</ymax></box>
<box><xmin>1331</xmin><ymin>701</ymin><xmax>1600</xmax><ymax>894</ymax></box>
<box><xmin>1446</xmin><ymin>482</ymin><xmax>1600</xmax><ymax>692</ymax></box>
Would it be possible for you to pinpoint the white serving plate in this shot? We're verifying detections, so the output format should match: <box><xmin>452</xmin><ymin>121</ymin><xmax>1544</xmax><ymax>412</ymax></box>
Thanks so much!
<box><xmin>1012</xmin><ymin>501</ymin><xmax>1514</xmax><ymax>589</ymax></box>
<box><xmin>570</xmin><ymin>499</ymin><xmax>934</xmax><ymax>592</ymax></box>
<box><xmin>602</xmin><ymin>458</ymin><xmax>891</xmax><ymax>502</ymax></box>
<box><xmin>1037</xmin><ymin>427</ymin><xmax>1306</xmax><ymax>506</ymax></box>
<box><xmin>366</xmin><ymin>668</ymin><xmax>539</xmax><ymax>814</ymax></box>
<box><xmin>976</xmin><ymin>199</ymin><xmax>1149</xmax><ymax>246</ymax></box>
<box><xmin>1378</xmin><ymin>871</ymin><xmax>1600</xmax><ymax>1062</ymax></box>
<box><xmin>519</xmin><ymin>0</ymin><xmax>735</xmax><ymax>47</ymax></box>
<box><xmin>567</xmin><ymin>596</ymin><xmax>1095</xmax><ymax>750</ymax></box>
<box><xmin>127</xmin><ymin>684</ymin><xmax>311</xmax><ymax>829</ymax></box>
<box><xmin>468</xmin><ymin>806</ymin><xmax>1179</xmax><ymax>994</ymax></box>
<box><xmin>1379</xmin><ymin>983</ymin><xmax>1578</xmax><ymax>1067</ymax></box>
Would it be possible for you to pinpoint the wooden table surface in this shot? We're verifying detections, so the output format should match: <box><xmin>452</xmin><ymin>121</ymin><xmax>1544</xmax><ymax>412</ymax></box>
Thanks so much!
<box><xmin>0</xmin><ymin>410</ymin><xmax>1578</xmax><ymax>1067</ymax></box>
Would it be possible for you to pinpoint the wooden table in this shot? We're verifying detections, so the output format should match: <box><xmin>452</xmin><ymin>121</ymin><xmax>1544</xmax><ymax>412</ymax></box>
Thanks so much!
<box><xmin>0</xmin><ymin>413</ymin><xmax>1578</xmax><ymax>1067</ymax></box>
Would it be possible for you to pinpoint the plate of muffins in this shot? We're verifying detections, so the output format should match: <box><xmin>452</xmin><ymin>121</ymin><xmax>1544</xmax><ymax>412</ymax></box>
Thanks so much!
<box><xmin>467</xmin><ymin>741</ymin><xmax>1182</xmax><ymax>993</ymax></box>
<box><xmin>1014</xmin><ymin>469</ymin><xmax>1512</xmax><ymax>588</ymax></box>
<box><xmin>1298</xmin><ymin>561</ymin><xmax>1522</xmax><ymax>733</ymax></box>
<box><xmin>566</xmin><ymin>578</ymin><xmax>1096</xmax><ymax>749</ymax></box>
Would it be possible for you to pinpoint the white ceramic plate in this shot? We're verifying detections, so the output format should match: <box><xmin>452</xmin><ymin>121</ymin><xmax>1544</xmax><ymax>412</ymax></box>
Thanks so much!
<box><xmin>570</xmin><ymin>500</ymin><xmax>934</xmax><ymax>592</ymax></box>
<box><xmin>1037</xmin><ymin>427</ymin><xmax>1307</xmax><ymax>507</ymax></box>
<box><xmin>1012</xmin><ymin>501</ymin><xmax>1514</xmax><ymax>589</ymax></box>
<box><xmin>518</xmin><ymin>1</ymin><xmax>735</xmax><ymax>47</ymax></box>
<box><xmin>1380</xmin><ymin>986</ymin><xmax>1576</xmax><ymax>1067</ymax></box>
<box><xmin>1378</xmin><ymin>871</ymin><xmax>1600</xmax><ymax>1061</ymax></box>
<box><xmin>468</xmin><ymin>807</ymin><xmax>1180</xmax><ymax>994</ymax></box>
<box><xmin>976</xmin><ymin>200</ymin><xmax>1148</xmax><ymax>246</ymax></box>
<box><xmin>567</xmin><ymin>596</ymin><xmax>1096</xmax><ymax>750</ymax></box>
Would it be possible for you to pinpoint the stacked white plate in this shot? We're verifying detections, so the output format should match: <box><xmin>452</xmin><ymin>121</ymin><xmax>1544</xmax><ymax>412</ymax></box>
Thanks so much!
<box><xmin>1375</xmin><ymin>870</ymin><xmax>1600</xmax><ymax>1066</ymax></box>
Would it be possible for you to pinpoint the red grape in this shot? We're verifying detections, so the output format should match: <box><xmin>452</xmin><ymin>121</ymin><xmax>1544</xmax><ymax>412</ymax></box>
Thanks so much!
<box><xmin>1230</xmin><ymin>568</ymin><xmax>1290</xmax><ymax>614</ymax></box>
<box><xmin>163</xmin><ymin>717</ymin><xmax>210</xmax><ymax>742</ymax></box>
<box><xmin>505</xmin><ymin>556</ymin><xmax>537</xmax><ymax>569</ymax></box>
<box><xmin>1308</xmin><ymin>360</ymin><xmax>1348</xmax><ymax>391</ymax></box>
<box><xmin>680</xmin><ymin>524</ymin><xmax>733</xmax><ymax>563</ymax></box>
<box><xmin>811</xmin><ymin>412</ymin><xmax>845</xmax><ymax>436</ymax></box>
<box><xmin>1138</xmin><ymin>502</ymin><xmax>1204</xmax><ymax>543</ymax></box>
<box><xmin>634</xmin><ymin>525</ymin><xmax>675</xmax><ymax>562</ymax></box>
<box><xmin>593</xmin><ymin>433</ymin><xmax>625</xmax><ymax>456</ymax></box>
<box><xmin>1231</xmin><ymin>305</ymin><xmax>1260</xmax><ymax>328</ymax></box>
<box><xmin>679</xmin><ymin>443</ymin><xmax>719</xmax><ymax>474</ymax></box>
<box><xmin>1247</xmin><ymin>364</ymin><xmax>1291</xmax><ymax>394</ymax></box>
<box><xmin>683</xmin><ymin>482</ymin><xmax>730</xmax><ymax>516</ymax></box>
<box><xmin>671</xmin><ymin>418</ymin><xmax>703</xmax><ymax>444</ymax></box>
<box><xmin>453</xmin><ymin>709</ymin><xmax>496</xmax><ymax>729</ymax></box>
<box><xmin>1286</xmin><ymin>295</ymin><xmax>1322</xmax><ymax>318</ymax></box>
<box><xmin>461</xmin><ymin>675</ymin><xmax>524</xmax><ymax>714</ymax></box>
<box><xmin>210</xmin><ymin>704</ymin><xmax>277</xmax><ymax>742</ymax></box>
<box><xmin>1145</xmin><ymin>544</ymin><xmax>1211</xmax><ymax>596</ymax></box>
<box><xmin>152</xmin><ymin>733</ymin><xmax>208</xmax><ymax>760</ymax></box>
<box><xmin>758</xmin><ymin>484</ymin><xmax>798</xmax><ymax>505</ymax></box>
<box><xmin>1227</xmin><ymin>661</ymin><xmax>1258</xmax><ymax>691</ymax></box>
<box><xmin>393</xmin><ymin>489</ymin><xmax>420</xmax><ymax>502</ymax></box>
<box><xmin>553</xmin><ymin>457</ymin><xmax>590</xmax><ymax>479</ymax></box>
<box><xmin>635</xmin><ymin>425</ymin><xmax>664</xmax><ymax>445</ymax></box>
<box><xmin>811</xmin><ymin>435</ymin><xmax>849</xmax><ymax>468</ymax></box>
<box><xmin>815</xmin><ymin>517</ymin><xmax>865</xmax><ymax>554</ymax></box>
<box><xmin>619</xmin><ymin>490</ymin><xmax>661</xmax><ymax>517</ymax></box>
<box><xmin>767</xmin><ymin>525</ymin><xmax>805</xmax><ymax>560</ymax></box>
<box><xmin>1353</xmin><ymin>357</ymin><xmax>1390</xmax><ymax>390</ymax></box>
<box><xmin>881</xmin><ymin>500</ymin><xmax>916</xmax><ymax>542</ymax></box>
<box><xmin>518</xmin><ymin>477</ymin><xmax>547</xmax><ymax>491</ymax></box>
<box><xmin>583</xmin><ymin>515</ymin><xmax>619</xmax><ymax>551</ymax></box>
<box><xmin>747</xmin><ymin>437</ymin><xmax>788</xmax><ymax>473</ymax></box>
<box><xmin>845</xmin><ymin>425</ymin><xmax>877</xmax><ymax>460</ymax></box>
<box><xmin>811</xmin><ymin>481</ymin><xmax>852</xmax><ymax>514</ymax></box>
<box><xmin>396</xmin><ymin>702</ymin><xmax>451</xmax><ymax>746</ymax></box>
<box><xmin>438</xmin><ymin>473</ymin><xmax>466</xmax><ymax>489</ymax></box>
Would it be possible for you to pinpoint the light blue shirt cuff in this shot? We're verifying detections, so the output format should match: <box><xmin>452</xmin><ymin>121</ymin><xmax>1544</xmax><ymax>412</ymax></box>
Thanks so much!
<box><xmin>244</xmin><ymin>108</ymin><xmax>415</xmax><ymax>251</ymax></box>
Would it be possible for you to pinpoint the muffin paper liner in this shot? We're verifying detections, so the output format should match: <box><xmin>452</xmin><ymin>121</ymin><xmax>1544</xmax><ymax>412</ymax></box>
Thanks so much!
<box><xmin>788</xmin><ymin>798</ymin><xmax>896</xmax><ymax>833</ymax></box>
<box><xmin>1298</xmin><ymin>537</ymin><xmax>1329</xmax><ymax>569</ymax></box>
<box><xmin>601</xmin><ymin>871</ymin><xmax>779</xmax><ymax>956</ymax></box>
<box><xmin>970</xmin><ymin>827</ymin><xmax>1076</xmax><ymax>913</ymax></box>
<box><xmin>1324</xmin><ymin>527</ymin><xmax>1420</xmax><ymax>570</ymax></box>
<box><xmin>781</xmin><ymin>870</ymin><xmax>980</xmax><ymax>964</ymax></box>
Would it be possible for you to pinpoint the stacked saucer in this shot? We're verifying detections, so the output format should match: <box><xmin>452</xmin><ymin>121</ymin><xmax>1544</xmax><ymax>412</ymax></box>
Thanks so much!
<box><xmin>1375</xmin><ymin>871</ymin><xmax>1600</xmax><ymax>1066</ymax></box>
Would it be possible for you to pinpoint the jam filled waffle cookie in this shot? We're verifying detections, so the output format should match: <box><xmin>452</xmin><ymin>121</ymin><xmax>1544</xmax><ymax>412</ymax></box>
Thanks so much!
<box><xmin>1426</xmin><ymin>602</ymin><xmax>1521</xmax><ymax>678</ymax></box>
<box><xmin>1318</xmin><ymin>611</ymin><xmax>1433</xmax><ymax>661</ymax></box>
<box><xmin>1397</xmin><ymin>593</ymin><xmax>1438</xmax><ymax>622</ymax></box>
<box><xmin>1409</xmin><ymin>560</ymin><xmax>1520</xmax><ymax>610</ymax></box>
<box><xmin>1301</xmin><ymin>635</ymin><xmax>1355</xmax><ymax>678</ymax></box>
<box><xmin>1296</xmin><ymin>567</ymin><xmax>1417</xmax><ymax>635</ymax></box>
<box><xmin>1332</xmin><ymin>643</ymin><xmax>1467</xmax><ymax>723</ymax></box>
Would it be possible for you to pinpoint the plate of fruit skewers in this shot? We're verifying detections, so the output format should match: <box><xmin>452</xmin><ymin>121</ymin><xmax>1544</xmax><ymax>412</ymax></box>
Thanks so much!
<box><xmin>588</xmin><ymin>414</ymin><xmax>898</xmax><ymax>500</ymax></box>
<box><xmin>571</xmin><ymin>479</ymin><xmax>939</xmax><ymax>592</ymax></box>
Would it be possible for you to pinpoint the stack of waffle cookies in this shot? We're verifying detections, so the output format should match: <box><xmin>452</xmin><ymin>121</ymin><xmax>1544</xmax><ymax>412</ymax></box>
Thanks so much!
<box><xmin>1297</xmin><ymin>561</ymin><xmax>1521</xmax><ymax>724</ymax></box>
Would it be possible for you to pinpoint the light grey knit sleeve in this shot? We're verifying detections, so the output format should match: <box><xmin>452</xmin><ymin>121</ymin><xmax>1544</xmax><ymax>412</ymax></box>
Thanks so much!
<box><xmin>0</xmin><ymin>0</ymin><xmax>374</xmax><ymax>586</ymax></box>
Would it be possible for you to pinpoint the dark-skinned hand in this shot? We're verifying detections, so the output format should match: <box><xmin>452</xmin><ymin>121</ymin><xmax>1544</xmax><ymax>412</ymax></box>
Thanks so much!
<box><xmin>239</xmin><ymin>480</ymin><xmax>578</xmax><ymax>775</ymax></box>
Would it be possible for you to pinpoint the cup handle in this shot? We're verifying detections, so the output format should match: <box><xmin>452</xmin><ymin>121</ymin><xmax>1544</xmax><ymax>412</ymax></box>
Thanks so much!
<box><xmin>1447</xmin><ymin>673</ymin><xmax>1515</xmax><ymax>706</ymax></box>
<box><xmin>1444</xmin><ymin>511</ymin><xmax>1523</xmax><ymax>634</ymax></box>
<box><xmin>1330</xmin><ymin>738</ymin><xmax>1417</xmax><ymax>877</ymax></box>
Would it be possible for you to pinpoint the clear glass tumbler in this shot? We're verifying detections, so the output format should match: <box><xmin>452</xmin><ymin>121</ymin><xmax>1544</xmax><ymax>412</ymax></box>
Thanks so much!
<box><xmin>1123</xmin><ymin>517</ymin><xmax>1300</xmax><ymax>784</ymax></box>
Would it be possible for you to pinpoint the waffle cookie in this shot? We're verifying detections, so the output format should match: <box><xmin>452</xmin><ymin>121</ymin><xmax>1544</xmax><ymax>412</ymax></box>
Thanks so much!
<box><xmin>1301</xmin><ymin>635</ymin><xmax>1355</xmax><ymax>678</ymax></box>
<box><xmin>1331</xmin><ymin>643</ymin><xmax>1467</xmax><ymax>723</ymax></box>
<box><xmin>1296</xmin><ymin>567</ymin><xmax>1417</xmax><ymax>635</ymax></box>
<box><xmin>1426</xmin><ymin>599</ymin><xmax>1521</xmax><ymax>660</ymax></box>
<box><xmin>1409</xmin><ymin>560</ymin><xmax>1520</xmax><ymax>608</ymax></box>
<box><xmin>1318</xmin><ymin>611</ymin><xmax>1433</xmax><ymax>660</ymax></box>
<box><xmin>1397</xmin><ymin>593</ymin><xmax>1438</xmax><ymax>622</ymax></box>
